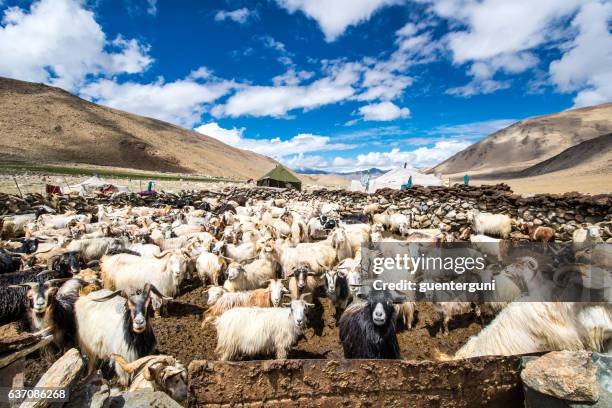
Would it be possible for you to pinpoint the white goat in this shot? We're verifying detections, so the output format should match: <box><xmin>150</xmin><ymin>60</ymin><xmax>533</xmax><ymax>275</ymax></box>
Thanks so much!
<box><xmin>468</xmin><ymin>210</ymin><xmax>512</xmax><ymax>239</ymax></box>
<box><xmin>214</xmin><ymin>296</ymin><xmax>313</xmax><ymax>360</ymax></box>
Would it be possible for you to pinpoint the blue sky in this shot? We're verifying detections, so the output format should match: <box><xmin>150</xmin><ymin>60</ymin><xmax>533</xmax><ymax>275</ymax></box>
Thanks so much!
<box><xmin>1</xmin><ymin>0</ymin><xmax>611</xmax><ymax>172</ymax></box>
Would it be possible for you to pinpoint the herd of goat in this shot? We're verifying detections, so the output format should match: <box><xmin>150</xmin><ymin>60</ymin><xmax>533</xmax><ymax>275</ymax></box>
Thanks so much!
<box><xmin>0</xmin><ymin>193</ymin><xmax>610</xmax><ymax>403</ymax></box>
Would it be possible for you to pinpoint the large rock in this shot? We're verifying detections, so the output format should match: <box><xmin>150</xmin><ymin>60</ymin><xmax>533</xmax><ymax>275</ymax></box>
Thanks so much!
<box><xmin>521</xmin><ymin>351</ymin><xmax>599</xmax><ymax>402</ymax></box>
<box><xmin>108</xmin><ymin>390</ymin><xmax>182</xmax><ymax>408</ymax></box>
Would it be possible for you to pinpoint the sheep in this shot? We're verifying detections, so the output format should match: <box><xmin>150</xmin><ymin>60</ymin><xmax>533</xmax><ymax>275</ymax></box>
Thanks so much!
<box><xmin>389</xmin><ymin>213</ymin><xmax>411</xmax><ymax>237</ymax></box>
<box><xmin>74</xmin><ymin>284</ymin><xmax>165</xmax><ymax>385</ymax></box>
<box><xmin>205</xmin><ymin>279</ymin><xmax>289</xmax><ymax>320</ymax></box>
<box><xmin>38</xmin><ymin>213</ymin><xmax>91</xmax><ymax>230</ymax></box>
<box><xmin>468</xmin><ymin>210</ymin><xmax>512</xmax><ymax>239</ymax></box>
<box><xmin>196</xmin><ymin>252</ymin><xmax>226</xmax><ymax>285</ymax></box>
<box><xmin>288</xmin><ymin>264</ymin><xmax>318</xmax><ymax>300</ymax></box>
<box><xmin>113</xmin><ymin>355</ymin><xmax>188</xmax><ymax>402</ymax></box>
<box><xmin>444</xmin><ymin>302</ymin><xmax>612</xmax><ymax>359</ymax></box>
<box><xmin>323</xmin><ymin>270</ymin><xmax>350</xmax><ymax>322</ymax></box>
<box><xmin>214</xmin><ymin>294</ymin><xmax>313</xmax><ymax>360</ymax></box>
<box><xmin>20</xmin><ymin>279</ymin><xmax>77</xmax><ymax>349</ymax></box>
<box><xmin>339</xmin><ymin>290</ymin><xmax>400</xmax><ymax>359</ymax></box>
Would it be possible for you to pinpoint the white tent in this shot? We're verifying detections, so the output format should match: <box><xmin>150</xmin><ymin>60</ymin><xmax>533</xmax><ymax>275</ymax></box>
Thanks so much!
<box><xmin>367</xmin><ymin>167</ymin><xmax>442</xmax><ymax>193</ymax></box>
<box><xmin>350</xmin><ymin>179</ymin><xmax>366</xmax><ymax>192</ymax></box>
<box><xmin>62</xmin><ymin>176</ymin><xmax>129</xmax><ymax>195</ymax></box>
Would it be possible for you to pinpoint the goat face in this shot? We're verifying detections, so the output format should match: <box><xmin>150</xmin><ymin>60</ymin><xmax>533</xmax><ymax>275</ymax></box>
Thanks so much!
<box><xmin>167</xmin><ymin>254</ymin><xmax>187</xmax><ymax>285</ymax></box>
<box><xmin>368</xmin><ymin>291</ymin><xmax>394</xmax><ymax>327</ymax></box>
<box><xmin>212</xmin><ymin>241</ymin><xmax>225</xmax><ymax>255</ymax></box>
<box><xmin>324</xmin><ymin>271</ymin><xmax>338</xmax><ymax>294</ymax></box>
<box><xmin>289</xmin><ymin>299</ymin><xmax>311</xmax><ymax>328</ymax></box>
<box><xmin>127</xmin><ymin>291</ymin><xmax>152</xmax><ymax>334</ymax></box>
<box><xmin>293</xmin><ymin>266</ymin><xmax>310</xmax><ymax>292</ymax></box>
<box><xmin>159</xmin><ymin>367</ymin><xmax>188</xmax><ymax>402</ymax></box>
<box><xmin>52</xmin><ymin>252</ymin><xmax>81</xmax><ymax>274</ymax></box>
<box><xmin>268</xmin><ymin>279</ymin><xmax>289</xmax><ymax>307</ymax></box>
<box><xmin>27</xmin><ymin>282</ymin><xmax>57</xmax><ymax>315</ymax></box>
<box><xmin>226</xmin><ymin>263</ymin><xmax>245</xmax><ymax>281</ymax></box>
<box><xmin>20</xmin><ymin>239</ymin><xmax>39</xmax><ymax>254</ymax></box>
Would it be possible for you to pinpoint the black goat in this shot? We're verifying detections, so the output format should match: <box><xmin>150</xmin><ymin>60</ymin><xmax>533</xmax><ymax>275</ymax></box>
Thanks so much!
<box><xmin>16</xmin><ymin>238</ymin><xmax>39</xmax><ymax>254</ymax></box>
<box><xmin>0</xmin><ymin>249</ymin><xmax>22</xmax><ymax>274</ymax></box>
<box><xmin>338</xmin><ymin>290</ymin><xmax>400</xmax><ymax>359</ymax></box>
<box><xmin>20</xmin><ymin>279</ymin><xmax>78</xmax><ymax>349</ymax></box>
<box><xmin>49</xmin><ymin>252</ymin><xmax>81</xmax><ymax>275</ymax></box>
<box><xmin>0</xmin><ymin>269</ymin><xmax>72</xmax><ymax>324</ymax></box>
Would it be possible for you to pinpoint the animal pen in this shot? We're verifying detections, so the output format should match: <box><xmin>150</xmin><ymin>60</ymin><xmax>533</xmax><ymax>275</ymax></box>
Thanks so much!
<box><xmin>0</xmin><ymin>185</ymin><xmax>610</xmax><ymax>407</ymax></box>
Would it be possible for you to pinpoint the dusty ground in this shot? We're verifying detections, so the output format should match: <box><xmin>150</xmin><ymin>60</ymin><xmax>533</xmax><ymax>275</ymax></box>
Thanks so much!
<box><xmin>152</xmin><ymin>283</ymin><xmax>483</xmax><ymax>365</ymax></box>
<box><xmin>446</xmin><ymin>169</ymin><xmax>611</xmax><ymax>195</ymax></box>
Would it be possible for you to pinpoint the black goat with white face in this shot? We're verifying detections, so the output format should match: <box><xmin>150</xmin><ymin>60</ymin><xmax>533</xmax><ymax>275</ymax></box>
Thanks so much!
<box><xmin>18</xmin><ymin>279</ymin><xmax>77</xmax><ymax>349</ymax></box>
<box><xmin>322</xmin><ymin>270</ymin><xmax>350</xmax><ymax>323</ymax></box>
<box><xmin>49</xmin><ymin>251</ymin><xmax>81</xmax><ymax>275</ymax></box>
<box><xmin>339</xmin><ymin>290</ymin><xmax>400</xmax><ymax>359</ymax></box>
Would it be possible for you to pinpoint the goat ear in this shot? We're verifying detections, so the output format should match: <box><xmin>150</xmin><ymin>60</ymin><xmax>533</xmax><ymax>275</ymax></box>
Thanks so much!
<box><xmin>144</xmin><ymin>363</ymin><xmax>163</xmax><ymax>381</ymax></box>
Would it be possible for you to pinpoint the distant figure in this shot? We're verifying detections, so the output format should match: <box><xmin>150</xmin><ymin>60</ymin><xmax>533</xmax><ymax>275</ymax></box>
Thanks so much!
<box><xmin>401</xmin><ymin>176</ymin><xmax>412</xmax><ymax>190</ymax></box>
<box><xmin>147</xmin><ymin>181</ymin><xmax>154</xmax><ymax>192</ymax></box>
<box><xmin>463</xmin><ymin>174</ymin><xmax>470</xmax><ymax>186</ymax></box>
<box><xmin>404</xmin><ymin>162</ymin><xmax>407</xmax><ymax>169</ymax></box>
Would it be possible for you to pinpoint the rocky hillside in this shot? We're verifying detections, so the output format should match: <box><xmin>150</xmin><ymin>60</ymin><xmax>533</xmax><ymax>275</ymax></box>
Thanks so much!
<box><xmin>0</xmin><ymin>77</ymin><xmax>277</xmax><ymax>179</ymax></box>
<box><xmin>432</xmin><ymin>103</ymin><xmax>612</xmax><ymax>177</ymax></box>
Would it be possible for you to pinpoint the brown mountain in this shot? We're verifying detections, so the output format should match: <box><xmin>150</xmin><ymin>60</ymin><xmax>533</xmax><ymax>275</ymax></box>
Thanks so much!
<box><xmin>432</xmin><ymin>103</ymin><xmax>612</xmax><ymax>177</ymax></box>
<box><xmin>0</xmin><ymin>76</ymin><xmax>278</xmax><ymax>179</ymax></box>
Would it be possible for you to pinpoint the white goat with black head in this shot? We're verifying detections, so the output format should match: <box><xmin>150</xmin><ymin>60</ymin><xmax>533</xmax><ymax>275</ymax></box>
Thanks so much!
<box><xmin>75</xmin><ymin>283</ymin><xmax>168</xmax><ymax>386</ymax></box>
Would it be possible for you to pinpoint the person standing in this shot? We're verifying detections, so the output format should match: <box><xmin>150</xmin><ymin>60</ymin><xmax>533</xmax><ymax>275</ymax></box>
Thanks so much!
<box><xmin>463</xmin><ymin>174</ymin><xmax>470</xmax><ymax>186</ymax></box>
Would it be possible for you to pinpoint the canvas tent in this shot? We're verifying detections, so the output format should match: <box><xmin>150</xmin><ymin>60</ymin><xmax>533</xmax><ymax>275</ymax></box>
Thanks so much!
<box><xmin>367</xmin><ymin>167</ymin><xmax>441</xmax><ymax>193</ymax></box>
<box><xmin>61</xmin><ymin>176</ymin><xmax>129</xmax><ymax>196</ymax></box>
<box><xmin>257</xmin><ymin>165</ymin><xmax>302</xmax><ymax>190</ymax></box>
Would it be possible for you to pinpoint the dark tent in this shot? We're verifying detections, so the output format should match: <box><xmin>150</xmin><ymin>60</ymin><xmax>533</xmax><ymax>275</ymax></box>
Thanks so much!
<box><xmin>257</xmin><ymin>164</ymin><xmax>302</xmax><ymax>190</ymax></box>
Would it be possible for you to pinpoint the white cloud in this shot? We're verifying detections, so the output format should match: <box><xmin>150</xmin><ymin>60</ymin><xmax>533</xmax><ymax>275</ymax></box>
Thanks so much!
<box><xmin>214</xmin><ymin>8</ymin><xmax>255</xmax><ymax>24</ymax></box>
<box><xmin>0</xmin><ymin>0</ymin><xmax>152</xmax><ymax>91</ymax></box>
<box><xmin>275</xmin><ymin>0</ymin><xmax>402</xmax><ymax>41</ymax></box>
<box><xmin>212</xmin><ymin>62</ymin><xmax>361</xmax><ymax>118</ymax></box>
<box><xmin>195</xmin><ymin>122</ymin><xmax>354</xmax><ymax>158</ymax></box>
<box><xmin>426</xmin><ymin>0</ymin><xmax>587</xmax><ymax>96</ymax></box>
<box><xmin>272</xmin><ymin>69</ymin><xmax>314</xmax><ymax>86</ymax></box>
<box><xmin>358</xmin><ymin>102</ymin><xmax>410</xmax><ymax>121</ymax></box>
<box><xmin>146</xmin><ymin>0</ymin><xmax>157</xmax><ymax>16</ymax></box>
<box><xmin>282</xmin><ymin>140</ymin><xmax>471</xmax><ymax>172</ymax></box>
<box><xmin>549</xmin><ymin>1</ymin><xmax>612</xmax><ymax>107</ymax></box>
<box><xmin>80</xmin><ymin>74</ymin><xmax>236</xmax><ymax>128</ymax></box>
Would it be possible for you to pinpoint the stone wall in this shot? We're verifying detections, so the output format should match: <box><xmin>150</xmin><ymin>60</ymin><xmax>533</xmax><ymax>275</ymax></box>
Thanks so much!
<box><xmin>1</xmin><ymin>184</ymin><xmax>610</xmax><ymax>241</ymax></box>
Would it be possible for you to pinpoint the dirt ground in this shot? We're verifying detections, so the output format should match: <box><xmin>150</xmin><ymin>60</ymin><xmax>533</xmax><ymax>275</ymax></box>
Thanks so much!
<box><xmin>152</xmin><ymin>283</ymin><xmax>483</xmax><ymax>365</ymax></box>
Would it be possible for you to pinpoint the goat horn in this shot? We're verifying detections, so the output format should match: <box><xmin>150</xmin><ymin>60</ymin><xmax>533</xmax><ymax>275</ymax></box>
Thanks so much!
<box><xmin>153</xmin><ymin>250</ymin><xmax>173</xmax><ymax>259</ymax></box>
<box><xmin>144</xmin><ymin>283</ymin><xmax>172</xmax><ymax>301</ymax></box>
<box><xmin>45</xmin><ymin>278</ymin><xmax>72</xmax><ymax>286</ymax></box>
<box><xmin>92</xmin><ymin>290</ymin><xmax>126</xmax><ymax>302</ymax></box>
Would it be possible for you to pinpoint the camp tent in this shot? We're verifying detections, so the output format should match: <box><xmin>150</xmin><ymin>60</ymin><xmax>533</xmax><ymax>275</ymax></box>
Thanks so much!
<box><xmin>61</xmin><ymin>176</ymin><xmax>129</xmax><ymax>195</ymax></box>
<box><xmin>257</xmin><ymin>165</ymin><xmax>302</xmax><ymax>190</ymax></box>
<box><xmin>367</xmin><ymin>167</ymin><xmax>441</xmax><ymax>193</ymax></box>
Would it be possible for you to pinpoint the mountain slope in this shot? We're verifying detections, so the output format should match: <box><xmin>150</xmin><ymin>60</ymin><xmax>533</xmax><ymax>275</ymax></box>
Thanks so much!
<box><xmin>432</xmin><ymin>103</ymin><xmax>612</xmax><ymax>176</ymax></box>
<box><xmin>0</xmin><ymin>77</ymin><xmax>277</xmax><ymax>179</ymax></box>
<box><xmin>518</xmin><ymin>133</ymin><xmax>612</xmax><ymax>177</ymax></box>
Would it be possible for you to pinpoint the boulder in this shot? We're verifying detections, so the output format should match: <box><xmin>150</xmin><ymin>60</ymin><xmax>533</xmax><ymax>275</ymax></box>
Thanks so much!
<box><xmin>521</xmin><ymin>351</ymin><xmax>599</xmax><ymax>402</ymax></box>
<box><xmin>108</xmin><ymin>390</ymin><xmax>182</xmax><ymax>408</ymax></box>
